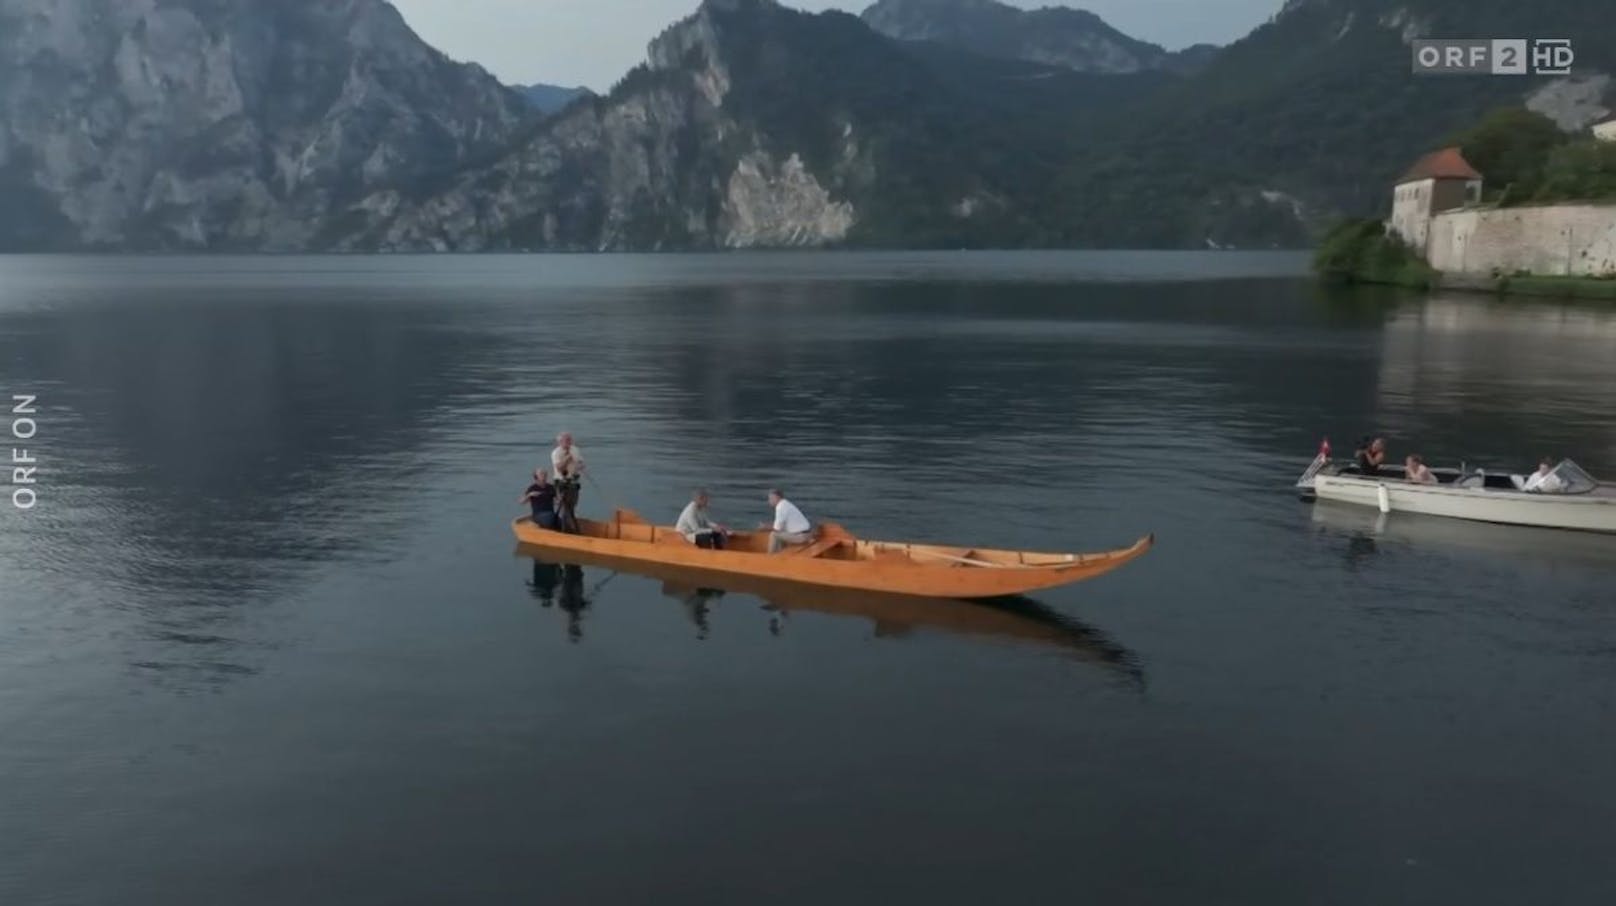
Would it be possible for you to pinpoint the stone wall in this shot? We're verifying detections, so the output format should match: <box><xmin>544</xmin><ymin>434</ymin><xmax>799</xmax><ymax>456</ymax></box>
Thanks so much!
<box><xmin>1389</xmin><ymin>178</ymin><xmax>1434</xmax><ymax>249</ymax></box>
<box><xmin>1425</xmin><ymin>204</ymin><xmax>1616</xmax><ymax>277</ymax></box>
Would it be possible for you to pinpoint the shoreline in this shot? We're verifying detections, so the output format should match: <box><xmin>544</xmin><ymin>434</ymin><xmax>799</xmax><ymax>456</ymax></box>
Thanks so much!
<box><xmin>1434</xmin><ymin>271</ymin><xmax>1616</xmax><ymax>301</ymax></box>
<box><xmin>1325</xmin><ymin>268</ymin><xmax>1616</xmax><ymax>300</ymax></box>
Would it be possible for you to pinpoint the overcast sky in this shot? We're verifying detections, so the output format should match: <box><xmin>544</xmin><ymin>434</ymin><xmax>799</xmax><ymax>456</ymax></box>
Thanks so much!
<box><xmin>390</xmin><ymin>0</ymin><xmax>1281</xmax><ymax>90</ymax></box>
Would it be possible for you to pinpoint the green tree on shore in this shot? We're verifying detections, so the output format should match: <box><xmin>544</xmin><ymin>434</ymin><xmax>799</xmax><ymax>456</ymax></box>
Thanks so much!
<box><xmin>1446</xmin><ymin>108</ymin><xmax>1566</xmax><ymax>204</ymax></box>
<box><xmin>1312</xmin><ymin>219</ymin><xmax>1434</xmax><ymax>288</ymax></box>
<box><xmin>1536</xmin><ymin>141</ymin><xmax>1616</xmax><ymax>202</ymax></box>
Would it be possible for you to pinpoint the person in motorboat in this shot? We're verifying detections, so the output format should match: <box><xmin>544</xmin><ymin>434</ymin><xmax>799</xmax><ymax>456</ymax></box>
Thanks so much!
<box><xmin>1523</xmin><ymin>458</ymin><xmax>1567</xmax><ymax>493</ymax></box>
<box><xmin>519</xmin><ymin>468</ymin><xmax>560</xmax><ymax>530</ymax></box>
<box><xmin>1404</xmin><ymin>455</ymin><xmax>1436</xmax><ymax>485</ymax></box>
<box><xmin>551</xmin><ymin>431</ymin><xmax>585</xmax><ymax>532</ymax></box>
<box><xmin>676</xmin><ymin>488</ymin><xmax>730</xmax><ymax>550</ymax></box>
<box><xmin>1355</xmin><ymin>436</ymin><xmax>1387</xmax><ymax>475</ymax></box>
<box><xmin>760</xmin><ymin>488</ymin><xmax>814</xmax><ymax>553</ymax></box>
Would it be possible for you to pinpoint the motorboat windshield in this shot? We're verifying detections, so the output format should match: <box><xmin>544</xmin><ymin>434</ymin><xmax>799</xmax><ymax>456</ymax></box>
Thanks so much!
<box><xmin>1546</xmin><ymin>459</ymin><xmax>1600</xmax><ymax>494</ymax></box>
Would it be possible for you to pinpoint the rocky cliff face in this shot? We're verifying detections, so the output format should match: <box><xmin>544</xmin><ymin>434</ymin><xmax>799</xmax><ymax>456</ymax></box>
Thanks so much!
<box><xmin>0</xmin><ymin>0</ymin><xmax>532</xmax><ymax>249</ymax></box>
<box><xmin>351</xmin><ymin>0</ymin><xmax>865</xmax><ymax>251</ymax></box>
<box><xmin>859</xmin><ymin>0</ymin><xmax>1195</xmax><ymax>74</ymax></box>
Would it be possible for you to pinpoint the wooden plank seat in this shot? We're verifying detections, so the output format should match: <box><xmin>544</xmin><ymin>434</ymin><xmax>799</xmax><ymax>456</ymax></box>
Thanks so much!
<box><xmin>786</xmin><ymin>537</ymin><xmax>844</xmax><ymax>558</ymax></box>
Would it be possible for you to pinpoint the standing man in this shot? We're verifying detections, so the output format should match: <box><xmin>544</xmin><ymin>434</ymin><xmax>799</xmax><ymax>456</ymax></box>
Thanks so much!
<box><xmin>760</xmin><ymin>488</ymin><xmax>813</xmax><ymax>553</ymax></box>
<box><xmin>551</xmin><ymin>432</ymin><xmax>586</xmax><ymax>532</ymax></box>
<box><xmin>677</xmin><ymin>488</ymin><xmax>730</xmax><ymax>549</ymax></box>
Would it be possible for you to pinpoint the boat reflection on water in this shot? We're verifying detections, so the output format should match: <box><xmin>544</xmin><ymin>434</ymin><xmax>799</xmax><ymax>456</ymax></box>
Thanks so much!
<box><xmin>1309</xmin><ymin>499</ymin><xmax>1616</xmax><ymax>571</ymax></box>
<box><xmin>525</xmin><ymin>560</ymin><xmax>605</xmax><ymax>643</ymax></box>
<box><xmin>517</xmin><ymin>548</ymin><xmax>1143</xmax><ymax>684</ymax></box>
<box><xmin>660</xmin><ymin>582</ymin><xmax>728</xmax><ymax>640</ymax></box>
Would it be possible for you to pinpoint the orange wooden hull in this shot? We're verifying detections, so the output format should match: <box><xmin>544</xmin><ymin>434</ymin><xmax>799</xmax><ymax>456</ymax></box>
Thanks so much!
<box><xmin>520</xmin><ymin>546</ymin><xmax>1142</xmax><ymax>675</ymax></box>
<box><xmin>511</xmin><ymin>510</ymin><xmax>1152</xmax><ymax>600</ymax></box>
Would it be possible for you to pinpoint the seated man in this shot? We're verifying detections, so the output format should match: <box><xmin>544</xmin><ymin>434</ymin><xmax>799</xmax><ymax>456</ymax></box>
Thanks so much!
<box><xmin>760</xmin><ymin>488</ymin><xmax>813</xmax><ymax>554</ymax></box>
<box><xmin>1404</xmin><ymin>454</ymin><xmax>1436</xmax><ymax>485</ymax></box>
<box><xmin>676</xmin><ymin>488</ymin><xmax>729</xmax><ymax>549</ymax></box>
<box><xmin>519</xmin><ymin>468</ymin><xmax>560</xmax><ymax>530</ymax></box>
<box><xmin>1356</xmin><ymin>436</ymin><xmax>1387</xmax><ymax>476</ymax></box>
<box><xmin>1523</xmin><ymin>458</ymin><xmax>1566</xmax><ymax>493</ymax></box>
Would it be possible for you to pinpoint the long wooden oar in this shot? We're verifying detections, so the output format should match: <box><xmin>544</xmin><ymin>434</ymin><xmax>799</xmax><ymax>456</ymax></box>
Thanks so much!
<box><xmin>585</xmin><ymin>471</ymin><xmax>620</xmax><ymax>513</ymax></box>
<box><xmin>586</xmin><ymin>570</ymin><xmax>620</xmax><ymax>598</ymax></box>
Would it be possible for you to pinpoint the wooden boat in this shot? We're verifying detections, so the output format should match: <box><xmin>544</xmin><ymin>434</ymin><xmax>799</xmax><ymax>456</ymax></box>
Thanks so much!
<box><xmin>1297</xmin><ymin>449</ymin><xmax>1616</xmax><ymax>534</ymax></box>
<box><xmin>511</xmin><ymin>509</ymin><xmax>1152</xmax><ymax>599</ymax></box>
<box><xmin>519</xmin><ymin>547</ymin><xmax>1142</xmax><ymax>679</ymax></box>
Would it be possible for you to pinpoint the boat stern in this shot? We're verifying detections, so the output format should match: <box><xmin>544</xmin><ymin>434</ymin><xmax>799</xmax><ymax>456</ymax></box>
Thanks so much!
<box><xmin>1295</xmin><ymin>438</ymin><xmax>1334</xmax><ymax>500</ymax></box>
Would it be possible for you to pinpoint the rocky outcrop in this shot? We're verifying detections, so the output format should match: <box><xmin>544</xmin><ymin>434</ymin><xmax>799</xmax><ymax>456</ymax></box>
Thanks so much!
<box><xmin>0</xmin><ymin>0</ymin><xmax>532</xmax><ymax>250</ymax></box>
<box><xmin>722</xmin><ymin>152</ymin><xmax>853</xmax><ymax>247</ymax></box>
<box><xmin>357</xmin><ymin>79</ymin><xmax>729</xmax><ymax>251</ymax></box>
<box><xmin>1527</xmin><ymin>75</ymin><xmax>1614</xmax><ymax>132</ymax></box>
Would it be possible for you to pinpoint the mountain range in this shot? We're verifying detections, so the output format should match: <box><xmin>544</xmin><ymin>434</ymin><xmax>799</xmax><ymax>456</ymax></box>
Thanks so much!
<box><xmin>0</xmin><ymin>0</ymin><xmax>533</xmax><ymax>250</ymax></box>
<box><xmin>860</xmin><ymin>0</ymin><xmax>1218</xmax><ymax>74</ymax></box>
<box><xmin>1</xmin><ymin>0</ymin><xmax>1611</xmax><ymax>252</ymax></box>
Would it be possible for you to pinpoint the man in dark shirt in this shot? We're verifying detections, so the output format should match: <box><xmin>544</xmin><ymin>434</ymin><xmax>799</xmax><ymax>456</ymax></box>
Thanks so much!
<box><xmin>519</xmin><ymin>469</ymin><xmax>559</xmax><ymax>530</ymax></box>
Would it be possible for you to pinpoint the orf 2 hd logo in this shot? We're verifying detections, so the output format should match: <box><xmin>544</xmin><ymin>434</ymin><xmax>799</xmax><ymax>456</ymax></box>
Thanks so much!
<box><xmin>1412</xmin><ymin>39</ymin><xmax>1575</xmax><ymax>76</ymax></box>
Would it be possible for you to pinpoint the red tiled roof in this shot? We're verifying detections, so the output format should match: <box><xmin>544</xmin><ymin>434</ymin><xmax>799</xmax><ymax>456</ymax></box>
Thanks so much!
<box><xmin>1397</xmin><ymin>147</ymin><xmax>1482</xmax><ymax>183</ymax></box>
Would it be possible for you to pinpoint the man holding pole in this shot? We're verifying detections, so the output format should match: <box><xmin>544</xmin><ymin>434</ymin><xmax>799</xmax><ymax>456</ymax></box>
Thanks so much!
<box><xmin>551</xmin><ymin>431</ymin><xmax>586</xmax><ymax>533</ymax></box>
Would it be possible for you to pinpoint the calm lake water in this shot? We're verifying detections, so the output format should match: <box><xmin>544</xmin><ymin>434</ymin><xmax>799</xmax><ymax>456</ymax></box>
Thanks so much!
<box><xmin>2</xmin><ymin>252</ymin><xmax>1614</xmax><ymax>905</ymax></box>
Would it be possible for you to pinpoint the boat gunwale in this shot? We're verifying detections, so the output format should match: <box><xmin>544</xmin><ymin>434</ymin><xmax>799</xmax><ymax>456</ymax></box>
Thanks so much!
<box><xmin>512</xmin><ymin>516</ymin><xmax>1153</xmax><ymax>572</ymax></box>
<box><xmin>1313</xmin><ymin>472</ymin><xmax>1616</xmax><ymax>505</ymax></box>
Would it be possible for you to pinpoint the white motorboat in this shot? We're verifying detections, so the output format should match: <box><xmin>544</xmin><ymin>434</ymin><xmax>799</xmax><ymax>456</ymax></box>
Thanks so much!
<box><xmin>1295</xmin><ymin>445</ymin><xmax>1616</xmax><ymax>534</ymax></box>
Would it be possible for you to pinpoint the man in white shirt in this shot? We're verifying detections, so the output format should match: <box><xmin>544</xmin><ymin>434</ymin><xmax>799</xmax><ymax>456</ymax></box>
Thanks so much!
<box><xmin>550</xmin><ymin>432</ymin><xmax>585</xmax><ymax>531</ymax></box>
<box><xmin>676</xmin><ymin>489</ymin><xmax>729</xmax><ymax>549</ymax></box>
<box><xmin>551</xmin><ymin>432</ymin><xmax>585</xmax><ymax>480</ymax></box>
<box><xmin>760</xmin><ymin>488</ymin><xmax>813</xmax><ymax>553</ymax></box>
<box><xmin>1523</xmin><ymin>458</ymin><xmax>1565</xmax><ymax>493</ymax></box>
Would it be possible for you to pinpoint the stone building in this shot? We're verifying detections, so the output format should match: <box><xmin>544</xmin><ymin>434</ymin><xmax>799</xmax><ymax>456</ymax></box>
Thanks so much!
<box><xmin>1387</xmin><ymin>147</ymin><xmax>1483</xmax><ymax>250</ymax></box>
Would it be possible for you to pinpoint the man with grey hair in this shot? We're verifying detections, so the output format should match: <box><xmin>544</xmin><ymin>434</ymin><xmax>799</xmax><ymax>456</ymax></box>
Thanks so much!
<box><xmin>551</xmin><ymin>431</ymin><xmax>585</xmax><ymax>532</ymax></box>
<box><xmin>760</xmin><ymin>488</ymin><xmax>813</xmax><ymax>554</ymax></box>
<box><xmin>676</xmin><ymin>488</ymin><xmax>729</xmax><ymax>549</ymax></box>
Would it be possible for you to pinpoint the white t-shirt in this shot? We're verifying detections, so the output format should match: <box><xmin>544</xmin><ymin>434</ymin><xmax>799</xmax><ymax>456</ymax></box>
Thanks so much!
<box><xmin>1524</xmin><ymin>469</ymin><xmax>1564</xmax><ymax>493</ymax></box>
<box><xmin>551</xmin><ymin>444</ymin><xmax>584</xmax><ymax>478</ymax></box>
<box><xmin>772</xmin><ymin>499</ymin><xmax>811</xmax><ymax>534</ymax></box>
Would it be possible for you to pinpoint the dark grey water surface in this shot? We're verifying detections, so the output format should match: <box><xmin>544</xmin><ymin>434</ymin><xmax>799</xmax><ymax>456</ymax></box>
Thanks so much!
<box><xmin>2</xmin><ymin>253</ymin><xmax>1614</xmax><ymax>905</ymax></box>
